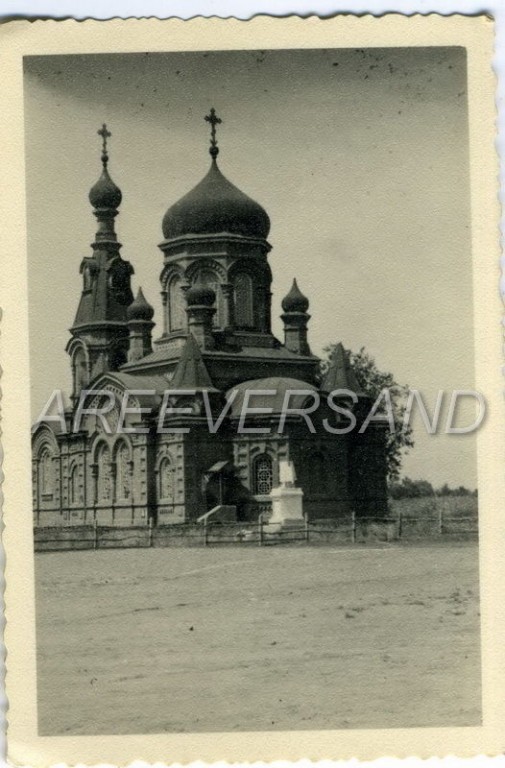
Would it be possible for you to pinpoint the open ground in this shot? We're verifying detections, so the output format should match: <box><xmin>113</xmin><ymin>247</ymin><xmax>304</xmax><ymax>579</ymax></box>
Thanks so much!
<box><xmin>35</xmin><ymin>542</ymin><xmax>481</xmax><ymax>735</ymax></box>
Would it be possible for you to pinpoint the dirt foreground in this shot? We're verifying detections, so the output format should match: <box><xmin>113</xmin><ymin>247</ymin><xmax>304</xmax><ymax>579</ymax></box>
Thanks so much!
<box><xmin>35</xmin><ymin>542</ymin><xmax>481</xmax><ymax>735</ymax></box>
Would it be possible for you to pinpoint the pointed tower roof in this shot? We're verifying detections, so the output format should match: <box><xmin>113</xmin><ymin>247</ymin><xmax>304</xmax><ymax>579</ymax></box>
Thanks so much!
<box><xmin>282</xmin><ymin>278</ymin><xmax>309</xmax><ymax>313</ymax></box>
<box><xmin>321</xmin><ymin>343</ymin><xmax>365</xmax><ymax>396</ymax></box>
<box><xmin>170</xmin><ymin>334</ymin><xmax>218</xmax><ymax>392</ymax></box>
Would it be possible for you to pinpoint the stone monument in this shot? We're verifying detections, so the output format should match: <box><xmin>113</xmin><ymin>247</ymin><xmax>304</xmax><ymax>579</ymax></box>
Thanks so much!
<box><xmin>268</xmin><ymin>460</ymin><xmax>305</xmax><ymax>531</ymax></box>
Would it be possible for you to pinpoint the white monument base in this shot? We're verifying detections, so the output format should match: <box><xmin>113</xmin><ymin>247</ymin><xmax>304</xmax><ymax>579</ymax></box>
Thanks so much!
<box><xmin>268</xmin><ymin>484</ymin><xmax>305</xmax><ymax>533</ymax></box>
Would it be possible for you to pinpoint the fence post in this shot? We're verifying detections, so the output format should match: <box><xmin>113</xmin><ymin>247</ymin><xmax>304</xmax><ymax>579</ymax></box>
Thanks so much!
<box><xmin>305</xmin><ymin>515</ymin><xmax>309</xmax><ymax>543</ymax></box>
<box><xmin>93</xmin><ymin>517</ymin><xmax>98</xmax><ymax>550</ymax></box>
<box><xmin>204</xmin><ymin>520</ymin><xmax>208</xmax><ymax>547</ymax></box>
<box><xmin>351</xmin><ymin>509</ymin><xmax>356</xmax><ymax>544</ymax></box>
<box><xmin>258</xmin><ymin>514</ymin><xmax>263</xmax><ymax>546</ymax></box>
<box><xmin>398</xmin><ymin>510</ymin><xmax>403</xmax><ymax>540</ymax></box>
<box><xmin>148</xmin><ymin>516</ymin><xmax>153</xmax><ymax>548</ymax></box>
<box><xmin>438</xmin><ymin>500</ymin><xmax>443</xmax><ymax>536</ymax></box>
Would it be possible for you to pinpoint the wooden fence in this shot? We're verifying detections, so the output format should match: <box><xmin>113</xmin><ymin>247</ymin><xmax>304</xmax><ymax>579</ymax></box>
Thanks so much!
<box><xmin>33</xmin><ymin>509</ymin><xmax>478</xmax><ymax>553</ymax></box>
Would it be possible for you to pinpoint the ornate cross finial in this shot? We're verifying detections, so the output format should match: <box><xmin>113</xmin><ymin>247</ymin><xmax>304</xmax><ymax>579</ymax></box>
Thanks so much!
<box><xmin>204</xmin><ymin>107</ymin><xmax>222</xmax><ymax>160</ymax></box>
<box><xmin>97</xmin><ymin>123</ymin><xmax>111</xmax><ymax>168</ymax></box>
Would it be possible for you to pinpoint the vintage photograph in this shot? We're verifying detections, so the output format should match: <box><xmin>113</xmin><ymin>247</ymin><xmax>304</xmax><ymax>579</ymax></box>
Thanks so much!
<box><xmin>25</xmin><ymin>44</ymin><xmax>482</xmax><ymax>736</ymax></box>
<box><xmin>1</xmin><ymin>14</ymin><xmax>502</xmax><ymax>766</ymax></box>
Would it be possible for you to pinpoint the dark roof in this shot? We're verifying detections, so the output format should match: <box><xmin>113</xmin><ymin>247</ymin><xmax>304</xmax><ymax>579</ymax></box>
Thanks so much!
<box><xmin>321</xmin><ymin>343</ymin><xmax>365</xmax><ymax>396</ymax></box>
<box><xmin>162</xmin><ymin>159</ymin><xmax>270</xmax><ymax>241</ymax></box>
<box><xmin>108</xmin><ymin>372</ymin><xmax>170</xmax><ymax>393</ymax></box>
<box><xmin>170</xmin><ymin>334</ymin><xmax>218</xmax><ymax>392</ymax></box>
<box><xmin>121</xmin><ymin>342</ymin><xmax>318</xmax><ymax>371</ymax></box>
<box><xmin>89</xmin><ymin>167</ymin><xmax>122</xmax><ymax>210</ymax></box>
<box><xmin>89</xmin><ymin>372</ymin><xmax>171</xmax><ymax>408</ymax></box>
<box><xmin>127</xmin><ymin>287</ymin><xmax>154</xmax><ymax>321</ymax></box>
<box><xmin>226</xmin><ymin>376</ymin><xmax>318</xmax><ymax>417</ymax></box>
<box><xmin>282</xmin><ymin>278</ymin><xmax>309</xmax><ymax>313</ymax></box>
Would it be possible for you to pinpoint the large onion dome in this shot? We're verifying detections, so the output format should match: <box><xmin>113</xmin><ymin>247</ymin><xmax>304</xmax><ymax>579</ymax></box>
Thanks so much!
<box><xmin>162</xmin><ymin>159</ymin><xmax>270</xmax><ymax>241</ymax></box>
<box><xmin>282</xmin><ymin>278</ymin><xmax>309</xmax><ymax>313</ymax></box>
<box><xmin>127</xmin><ymin>287</ymin><xmax>154</xmax><ymax>321</ymax></box>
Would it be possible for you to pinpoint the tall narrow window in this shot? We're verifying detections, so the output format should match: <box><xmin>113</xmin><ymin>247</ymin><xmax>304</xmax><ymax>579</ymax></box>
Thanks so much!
<box><xmin>73</xmin><ymin>347</ymin><xmax>88</xmax><ymax>394</ymax></box>
<box><xmin>197</xmin><ymin>269</ymin><xmax>223</xmax><ymax>327</ymax></box>
<box><xmin>69</xmin><ymin>464</ymin><xmax>79</xmax><ymax>505</ymax></box>
<box><xmin>97</xmin><ymin>445</ymin><xmax>111</xmax><ymax>501</ymax></box>
<box><xmin>158</xmin><ymin>456</ymin><xmax>174</xmax><ymax>501</ymax></box>
<box><xmin>40</xmin><ymin>448</ymin><xmax>53</xmax><ymax>495</ymax></box>
<box><xmin>233</xmin><ymin>273</ymin><xmax>254</xmax><ymax>328</ymax></box>
<box><xmin>169</xmin><ymin>276</ymin><xmax>185</xmax><ymax>331</ymax></box>
<box><xmin>82</xmin><ymin>263</ymin><xmax>92</xmax><ymax>292</ymax></box>
<box><xmin>253</xmin><ymin>453</ymin><xmax>273</xmax><ymax>495</ymax></box>
<box><xmin>115</xmin><ymin>442</ymin><xmax>131</xmax><ymax>501</ymax></box>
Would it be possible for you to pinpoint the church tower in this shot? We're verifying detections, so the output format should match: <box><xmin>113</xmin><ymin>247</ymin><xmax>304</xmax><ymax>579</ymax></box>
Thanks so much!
<box><xmin>156</xmin><ymin>108</ymin><xmax>274</xmax><ymax>354</ymax></box>
<box><xmin>66</xmin><ymin>125</ymin><xmax>134</xmax><ymax>405</ymax></box>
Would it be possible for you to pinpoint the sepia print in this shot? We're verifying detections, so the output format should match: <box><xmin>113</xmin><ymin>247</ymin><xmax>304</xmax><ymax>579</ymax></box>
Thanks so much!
<box><xmin>1</xmin><ymin>14</ymin><xmax>503</xmax><ymax>766</ymax></box>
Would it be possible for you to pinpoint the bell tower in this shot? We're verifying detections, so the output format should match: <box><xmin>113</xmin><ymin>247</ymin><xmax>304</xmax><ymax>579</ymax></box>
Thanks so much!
<box><xmin>66</xmin><ymin>124</ymin><xmax>134</xmax><ymax>406</ymax></box>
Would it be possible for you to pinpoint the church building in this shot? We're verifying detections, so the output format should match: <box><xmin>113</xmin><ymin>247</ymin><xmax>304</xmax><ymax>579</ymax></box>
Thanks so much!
<box><xmin>32</xmin><ymin>111</ymin><xmax>388</xmax><ymax>527</ymax></box>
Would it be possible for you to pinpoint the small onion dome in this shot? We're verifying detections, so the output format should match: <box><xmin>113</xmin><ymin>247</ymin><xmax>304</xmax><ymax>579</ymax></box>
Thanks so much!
<box><xmin>162</xmin><ymin>160</ymin><xmax>270</xmax><ymax>241</ymax></box>
<box><xmin>282</xmin><ymin>278</ymin><xmax>309</xmax><ymax>313</ymax></box>
<box><xmin>127</xmin><ymin>288</ymin><xmax>154</xmax><ymax>321</ymax></box>
<box><xmin>89</xmin><ymin>167</ymin><xmax>122</xmax><ymax>210</ymax></box>
<box><xmin>186</xmin><ymin>282</ymin><xmax>216</xmax><ymax>307</ymax></box>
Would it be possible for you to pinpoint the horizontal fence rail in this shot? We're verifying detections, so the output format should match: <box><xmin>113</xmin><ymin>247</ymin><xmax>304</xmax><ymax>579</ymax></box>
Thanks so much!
<box><xmin>33</xmin><ymin>508</ymin><xmax>478</xmax><ymax>553</ymax></box>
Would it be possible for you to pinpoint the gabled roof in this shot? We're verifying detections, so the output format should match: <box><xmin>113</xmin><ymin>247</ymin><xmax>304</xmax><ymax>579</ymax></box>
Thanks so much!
<box><xmin>170</xmin><ymin>334</ymin><xmax>219</xmax><ymax>392</ymax></box>
<box><xmin>87</xmin><ymin>371</ymin><xmax>170</xmax><ymax>408</ymax></box>
<box><xmin>321</xmin><ymin>343</ymin><xmax>365</xmax><ymax>397</ymax></box>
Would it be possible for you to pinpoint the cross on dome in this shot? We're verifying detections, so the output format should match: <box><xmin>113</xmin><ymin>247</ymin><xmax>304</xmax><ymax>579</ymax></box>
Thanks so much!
<box><xmin>97</xmin><ymin>123</ymin><xmax>112</xmax><ymax>167</ymax></box>
<box><xmin>88</xmin><ymin>123</ymin><xmax>122</xmax><ymax>211</ymax></box>
<box><xmin>161</xmin><ymin>108</ymin><xmax>270</xmax><ymax>240</ymax></box>
<box><xmin>204</xmin><ymin>108</ymin><xmax>222</xmax><ymax>160</ymax></box>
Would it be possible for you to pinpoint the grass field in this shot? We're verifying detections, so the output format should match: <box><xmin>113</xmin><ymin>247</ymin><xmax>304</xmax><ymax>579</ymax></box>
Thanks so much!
<box><xmin>35</xmin><ymin>542</ymin><xmax>481</xmax><ymax>735</ymax></box>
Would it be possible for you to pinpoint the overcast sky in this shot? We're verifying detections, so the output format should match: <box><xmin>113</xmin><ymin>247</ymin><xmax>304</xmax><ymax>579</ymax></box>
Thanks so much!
<box><xmin>24</xmin><ymin>47</ymin><xmax>477</xmax><ymax>488</ymax></box>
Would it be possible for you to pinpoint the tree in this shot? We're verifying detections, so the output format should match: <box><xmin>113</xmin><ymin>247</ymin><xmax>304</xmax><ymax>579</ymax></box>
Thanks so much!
<box><xmin>321</xmin><ymin>345</ymin><xmax>414</xmax><ymax>482</ymax></box>
<box><xmin>436</xmin><ymin>483</ymin><xmax>473</xmax><ymax>497</ymax></box>
<box><xmin>389</xmin><ymin>477</ymin><xmax>434</xmax><ymax>499</ymax></box>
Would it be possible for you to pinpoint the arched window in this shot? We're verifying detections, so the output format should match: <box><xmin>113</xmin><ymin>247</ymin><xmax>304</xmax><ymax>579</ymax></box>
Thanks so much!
<box><xmin>158</xmin><ymin>456</ymin><xmax>174</xmax><ymax>501</ymax></box>
<box><xmin>253</xmin><ymin>453</ymin><xmax>273</xmax><ymax>495</ymax></box>
<box><xmin>233</xmin><ymin>273</ymin><xmax>254</xmax><ymax>328</ymax></box>
<box><xmin>40</xmin><ymin>448</ymin><xmax>53</xmax><ymax>495</ymax></box>
<box><xmin>73</xmin><ymin>346</ymin><xmax>88</xmax><ymax>393</ymax></box>
<box><xmin>197</xmin><ymin>269</ymin><xmax>223</xmax><ymax>327</ymax></box>
<box><xmin>97</xmin><ymin>444</ymin><xmax>111</xmax><ymax>501</ymax></box>
<box><xmin>115</xmin><ymin>442</ymin><xmax>131</xmax><ymax>501</ymax></box>
<box><xmin>69</xmin><ymin>464</ymin><xmax>79</xmax><ymax>505</ymax></box>
<box><xmin>82</xmin><ymin>263</ymin><xmax>92</xmax><ymax>291</ymax></box>
<box><xmin>169</xmin><ymin>276</ymin><xmax>185</xmax><ymax>331</ymax></box>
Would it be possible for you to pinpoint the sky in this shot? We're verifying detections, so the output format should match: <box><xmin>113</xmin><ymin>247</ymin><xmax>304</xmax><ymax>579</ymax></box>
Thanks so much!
<box><xmin>23</xmin><ymin>47</ymin><xmax>477</xmax><ymax>488</ymax></box>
